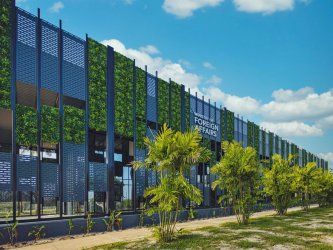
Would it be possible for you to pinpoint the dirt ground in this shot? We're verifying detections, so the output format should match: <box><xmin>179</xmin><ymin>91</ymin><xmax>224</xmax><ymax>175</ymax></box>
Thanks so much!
<box><xmin>5</xmin><ymin>206</ymin><xmax>316</xmax><ymax>250</ymax></box>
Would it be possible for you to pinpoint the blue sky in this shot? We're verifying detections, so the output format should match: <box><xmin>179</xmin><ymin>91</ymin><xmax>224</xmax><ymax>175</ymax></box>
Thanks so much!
<box><xmin>17</xmin><ymin>0</ymin><xmax>333</xmax><ymax>168</ymax></box>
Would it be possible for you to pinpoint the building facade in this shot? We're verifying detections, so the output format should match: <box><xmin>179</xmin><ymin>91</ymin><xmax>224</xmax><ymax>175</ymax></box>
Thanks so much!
<box><xmin>0</xmin><ymin>1</ymin><xmax>329</xmax><ymax>223</ymax></box>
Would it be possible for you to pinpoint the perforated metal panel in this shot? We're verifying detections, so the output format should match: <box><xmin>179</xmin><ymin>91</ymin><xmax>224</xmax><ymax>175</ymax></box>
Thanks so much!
<box><xmin>135</xmin><ymin>149</ymin><xmax>146</xmax><ymax>197</ymax></box>
<box><xmin>190</xmin><ymin>166</ymin><xmax>196</xmax><ymax>186</ymax></box>
<box><xmin>41</xmin><ymin>20</ymin><xmax>59</xmax><ymax>92</ymax></box>
<box><xmin>62</xmin><ymin>32</ymin><xmax>86</xmax><ymax>100</ymax></box>
<box><xmin>16</xmin><ymin>9</ymin><xmax>36</xmax><ymax>85</ymax></box>
<box><xmin>0</xmin><ymin>152</ymin><xmax>11</xmax><ymax>191</ymax></box>
<box><xmin>89</xmin><ymin>162</ymin><xmax>107</xmax><ymax>192</ymax></box>
<box><xmin>197</xmin><ymin>99</ymin><xmax>203</xmax><ymax>115</ymax></box>
<box><xmin>147</xmin><ymin>73</ymin><xmax>157</xmax><ymax>122</ymax></box>
<box><xmin>41</xmin><ymin>163</ymin><xmax>59</xmax><ymax>198</ymax></box>
<box><xmin>204</xmin><ymin>102</ymin><xmax>209</xmax><ymax>118</ymax></box>
<box><xmin>17</xmin><ymin>154</ymin><xmax>37</xmax><ymax>192</ymax></box>
<box><xmin>63</xmin><ymin>142</ymin><xmax>86</xmax><ymax>202</ymax></box>
<box><xmin>190</xmin><ymin>95</ymin><xmax>196</xmax><ymax>112</ymax></box>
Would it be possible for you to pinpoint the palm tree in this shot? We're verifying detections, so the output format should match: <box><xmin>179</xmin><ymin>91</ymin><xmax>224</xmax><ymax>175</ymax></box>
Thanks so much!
<box><xmin>132</xmin><ymin>124</ymin><xmax>211</xmax><ymax>242</ymax></box>
<box><xmin>211</xmin><ymin>141</ymin><xmax>261</xmax><ymax>225</ymax></box>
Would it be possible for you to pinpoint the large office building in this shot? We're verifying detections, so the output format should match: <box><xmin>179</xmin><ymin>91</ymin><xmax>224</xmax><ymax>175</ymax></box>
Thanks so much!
<box><xmin>0</xmin><ymin>1</ymin><xmax>329</xmax><ymax>223</ymax></box>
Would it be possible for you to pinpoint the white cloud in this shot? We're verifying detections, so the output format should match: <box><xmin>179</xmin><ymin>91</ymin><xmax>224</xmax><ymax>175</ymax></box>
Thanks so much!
<box><xmin>162</xmin><ymin>0</ymin><xmax>224</xmax><ymax>18</ymax></box>
<box><xmin>206</xmin><ymin>75</ymin><xmax>222</xmax><ymax>85</ymax></box>
<box><xmin>204</xmin><ymin>87</ymin><xmax>261</xmax><ymax>115</ymax></box>
<box><xmin>49</xmin><ymin>1</ymin><xmax>64</xmax><ymax>13</ymax></box>
<box><xmin>101</xmin><ymin>39</ymin><xmax>201</xmax><ymax>90</ymax></box>
<box><xmin>260</xmin><ymin>121</ymin><xmax>323</xmax><ymax>137</ymax></box>
<box><xmin>139</xmin><ymin>45</ymin><xmax>160</xmax><ymax>55</ymax></box>
<box><xmin>233</xmin><ymin>0</ymin><xmax>293</xmax><ymax>14</ymax></box>
<box><xmin>203</xmin><ymin>62</ymin><xmax>215</xmax><ymax>69</ymax></box>
<box><xmin>261</xmin><ymin>89</ymin><xmax>333</xmax><ymax>122</ymax></box>
<box><xmin>233</xmin><ymin>0</ymin><xmax>309</xmax><ymax>14</ymax></box>
<box><xmin>318</xmin><ymin>152</ymin><xmax>333</xmax><ymax>169</ymax></box>
<box><xmin>316</xmin><ymin>115</ymin><xmax>333</xmax><ymax>130</ymax></box>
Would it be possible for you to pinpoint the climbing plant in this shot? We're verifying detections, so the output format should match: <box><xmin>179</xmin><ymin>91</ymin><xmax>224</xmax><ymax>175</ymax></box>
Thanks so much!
<box><xmin>157</xmin><ymin>78</ymin><xmax>169</xmax><ymax>126</ymax></box>
<box><xmin>170</xmin><ymin>81</ymin><xmax>181</xmax><ymax>131</ymax></box>
<box><xmin>135</xmin><ymin>66</ymin><xmax>146</xmax><ymax>149</ymax></box>
<box><xmin>88</xmin><ymin>38</ymin><xmax>107</xmax><ymax>132</ymax></box>
<box><xmin>41</xmin><ymin>105</ymin><xmax>59</xmax><ymax>144</ymax></box>
<box><xmin>64</xmin><ymin>105</ymin><xmax>85</xmax><ymax>144</ymax></box>
<box><xmin>0</xmin><ymin>0</ymin><xmax>11</xmax><ymax>109</ymax></box>
<box><xmin>114</xmin><ymin>52</ymin><xmax>134</xmax><ymax>138</ymax></box>
<box><xmin>16</xmin><ymin>104</ymin><xmax>37</xmax><ymax>147</ymax></box>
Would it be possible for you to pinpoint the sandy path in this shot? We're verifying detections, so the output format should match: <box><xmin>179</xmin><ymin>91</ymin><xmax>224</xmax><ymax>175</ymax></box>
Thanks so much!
<box><xmin>11</xmin><ymin>206</ymin><xmax>313</xmax><ymax>250</ymax></box>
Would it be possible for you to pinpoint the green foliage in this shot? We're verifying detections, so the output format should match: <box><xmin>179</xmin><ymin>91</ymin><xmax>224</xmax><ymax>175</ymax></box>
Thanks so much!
<box><xmin>170</xmin><ymin>81</ymin><xmax>181</xmax><ymax>131</ymax></box>
<box><xmin>64</xmin><ymin>105</ymin><xmax>85</xmax><ymax>144</ymax></box>
<box><xmin>221</xmin><ymin>109</ymin><xmax>234</xmax><ymax>141</ymax></box>
<box><xmin>315</xmin><ymin>169</ymin><xmax>333</xmax><ymax>207</ymax></box>
<box><xmin>16</xmin><ymin>104</ymin><xmax>37</xmax><ymax>147</ymax></box>
<box><xmin>211</xmin><ymin>141</ymin><xmax>261</xmax><ymax>224</ymax></box>
<box><xmin>41</xmin><ymin>105</ymin><xmax>59</xmax><ymax>144</ymax></box>
<box><xmin>132</xmin><ymin>125</ymin><xmax>211</xmax><ymax>242</ymax></box>
<box><xmin>247</xmin><ymin>121</ymin><xmax>254</xmax><ymax>147</ymax></box>
<box><xmin>4</xmin><ymin>212</ymin><xmax>18</xmax><ymax>245</ymax></box>
<box><xmin>253</xmin><ymin>124</ymin><xmax>260</xmax><ymax>155</ymax></box>
<box><xmin>88</xmin><ymin>38</ymin><xmax>107</xmax><ymax>132</ymax></box>
<box><xmin>103</xmin><ymin>210</ymin><xmax>122</xmax><ymax>231</ymax></box>
<box><xmin>158</xmin><ymin>78</ymin><xmax>169</xmax><ymax>126</ymax></box>
<box><xmin>135</xmin><ymin>67</ymin><xmax>146</xmax><ymax>149</ymax></box>
<box><xmin>262</xmin><ymin>130</ymin><xmax>266</xmax><ymax>159</ymax></box>
<box><xmin>0</xmin><ymin>0</ymin><xmax>11</xmax><ymax>109</ymax></box>
<box><xmin>263</xmin><ymin>154</ymin><xmax>296</xmax><ymax>215</ymax></box>
<box><xmin>67</xmin><ymin>219</ymin><xmax>74</xmax><ymax>235</ymax></box>
<box><xmin>292</xmin><ymin>162</ymin><xmax>321</xmax><ymax>211</ymax></box>
<box><xmin>115</xmin><ymin>52</ymin><xmax>134</xmax><ymax>138</ymax></box>
<box><xmin>85</xmin><ymin>212</ymin><xmax>95</xmax><ymax>234</ymax></box>
<box><xmin>28</xmin><ymin>225</ymin><xmax>45</xmax><ymax>242</ymax></box>
<box><xmin>269</xmin><ymin>132</ymin><xmax>274</xmax><ymax>158</ymax></box>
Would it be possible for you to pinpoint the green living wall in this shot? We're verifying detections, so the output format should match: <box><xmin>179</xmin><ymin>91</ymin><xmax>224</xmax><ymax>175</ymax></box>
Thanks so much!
<box><xmin>88</xmin><ymin>38</ymin><xmax>107</xmax><ymax>132</ymax></box>
<box><xmin>261</xmin><ymin>130</ymin><xmax>266</xmax><ymax>157</ymax></box>
<box><xmin>247</xmin><ymin>121</ymin><xmax>254</xmax><ymax>147</ymax></box>
<box><xmin>0</xmin><ymin>0</ymin><xmax>11</xmax><ymax>109</ymax></box>
<box><xmin>269</xmin><ymin>132</ymin><xmax>274</xmax><ymax>158</ymax></box>
<box><xmin>170</xmin><ymin>81</ymin><xmax>181</xmax><ymax>131</ymax></box>
<box><xmin>185</xmin><ymin>91</ymin><xmax>190</xmax><ymax>130</ymax></box>
<box><xmin>281</xmin><ymin>139</ymin><xmax>285</xmax><ymax>158</ymax></box>
<box><xmin>16</xmin><ymin>104</ymin><xmax>37</xmax><ymax>147</ymax></box>
<box><xmin>158</xmin><ymin>78</ymin><xmax>169</xmax><ymax>126</ymax></box>
<box><xmin>41</xmin><ymin>105</ymin><xmax>59</xmax><ymax>144</ymax></box>
<box><xmin>135</xmin><ymin>66</ymin><xmax>146</xmax><ymax>149</ymax></box>
<box><xmin>114</xmin><ymin>52</ymin><xmax>134</xmax><ymax>138</ymax></box>
<box><xmin>221</xmin><ymin>109</ymin><xmax>234</xmax><ymax>142</ymax></box>
<box><xmin>64</xmin><ymin>105</ymin><xmax>85</xmax><ymax>144</ymax></box>
<box><xmin>253</xmin><ymin>123</ymin><xmax>260</xmax><ymax>155</ymax></box>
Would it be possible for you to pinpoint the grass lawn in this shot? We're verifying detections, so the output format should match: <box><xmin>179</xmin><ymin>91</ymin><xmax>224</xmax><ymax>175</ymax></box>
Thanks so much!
<box><xmin>91</xmin><ymin>207</ymin><xmax>333</xmax><ymax>249</ymax></box>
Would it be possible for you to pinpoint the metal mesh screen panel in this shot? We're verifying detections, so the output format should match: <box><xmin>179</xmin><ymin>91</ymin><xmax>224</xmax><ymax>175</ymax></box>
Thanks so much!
<box><xmin>135</xmin><ymin>149</ymin><xmax>146</xmax><ymax>197</ymax></box>
<box><xmin>146</xmin><ymin>73</ymin><xmax>157</xmax><ymax>122</ymax></box>
<box><xmin>41</xmin><ymin>163</ymin><xmax>59</xmax><ymax>198</ymax></box>
<box><xmin>89</xmin><ymin>162</ymin><xmax>107</xmax><ymax>192</ymax></box>
<box><xmin>16</xmin><ymin>9</ymin><xmax>36</xmax><ymax>85</ymax></box>
<box><xmin>17</xmin><ymin>154</ymin><xmax>37</xmax><ymax>192</ymax></box>
<box><xmin>63</xmin><ymin>142</ymin><xmax>85</xmax><ymax>202</ymax></box>
<box><xmin>41</xmin><ymin>21</ymin><xmax>59</xmax><ymax>92</ymax></box>
<box><xmin>0</xmin><ymin>152</ymin><xmax>11</xmax><ymax>191</ymax></box>
<box><xmin>62</xmin><ymin>32</ymin><xmax>86</xmax><ymax>100</ymax></box>
<box><xmin>197</xmin><ymin>99</ymin><xmax>203</xmax><ymax>115</ymax></box>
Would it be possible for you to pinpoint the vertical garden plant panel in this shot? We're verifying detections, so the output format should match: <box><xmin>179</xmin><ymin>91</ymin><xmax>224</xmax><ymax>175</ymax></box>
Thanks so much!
<box><xmin>135</xmin><ymin>67</ymin><xmax>146</xmax><ymax>149</ymax></box>
<box><xmin>0</xmin><ymin>0</ymin><xmax>11</xmax><ymax>109</ymax></box>
<box><xmin>185</xmin><ymin>91</ymin><xmax>191</xmax><ymax>130</ymax></box>
<box><xmin>170</xmin><ymin>81</ymin><xmax>181</xmax><ymax>131</ymax></box>
<box><xmin>16</xmin><ymin>104</ymin><xmax>37</xmax><ymax>147</ymax></box>
<box><xmin>157</xmin><ymin>78</ymin><xmax>169</xmax><ymax>126</ymax></box>
<box><xmin>64</xmin><ymin>105</ymin><xmax>85</xmax><ymax>144</ymax></box>
<box><xmin>88</xmin><ymin>38</ymin><xmax>107</xmax><ymax>132</ymax></box>
<box><xmin>253</xmin><ymin>124</ymin><xmax>260</xmax><ymax>155</ymax></box>
<box><xmin>114</xmin><ymin>52</ymin><xmax>134</xmax><ymax>138</ymax></box>
<box><xmin>247</xmin><ymin>121</ymin><xmax>254</xmax><ymax>147</ymax></box>
<box><xmin>41</xmin><ymin>105</ymin><xmax>59</xmax><ymax>144</ymax></box>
